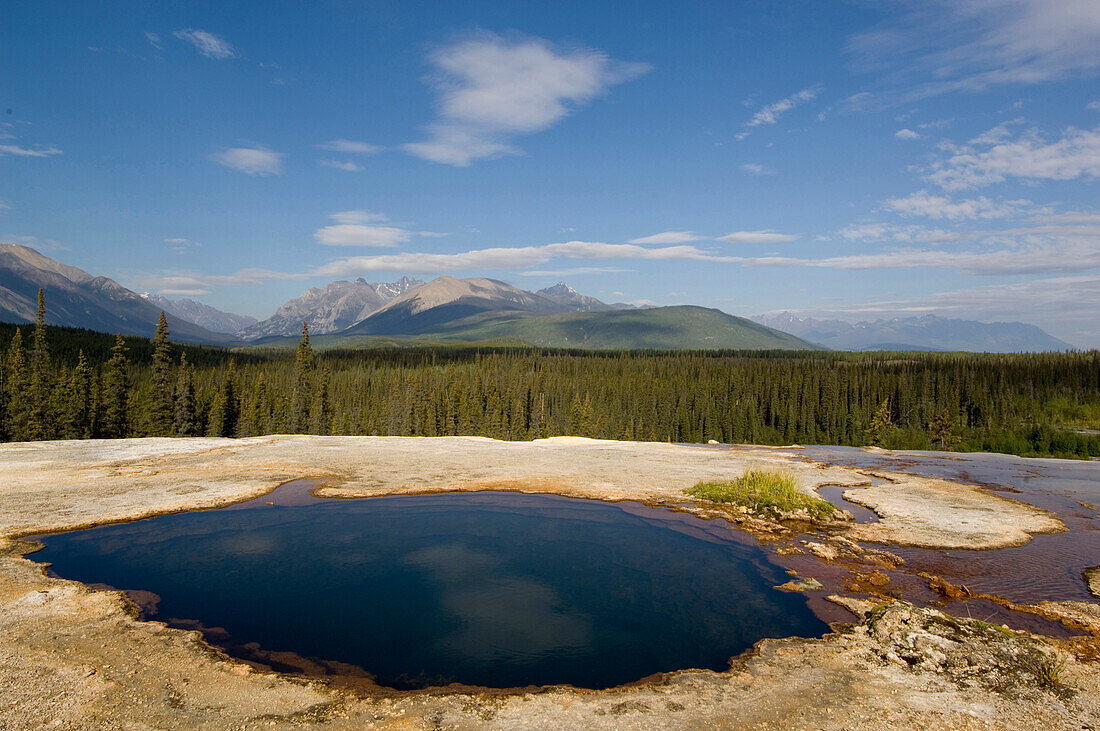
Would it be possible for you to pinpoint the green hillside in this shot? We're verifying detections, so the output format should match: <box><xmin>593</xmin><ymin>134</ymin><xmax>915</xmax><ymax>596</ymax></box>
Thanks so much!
<box><xmin>423</xmin><ymin>305</ymin><xmax>817</xmax><ymax>350</ymax></box>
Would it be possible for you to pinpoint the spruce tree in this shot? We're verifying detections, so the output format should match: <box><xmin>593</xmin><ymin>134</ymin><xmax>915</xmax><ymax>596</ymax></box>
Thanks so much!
<box><xmin>147</xmin><ymin>311</ymin><xmax>174</xmax><ymax>435</ymax></box>
<box><xmin>311</xmin><ymin>364</ymin><xmax>332</xmax><ymax>435</ymax></box>
<box><xmin>100</xmin><ymin>334</ymin><xmax>130</xmax><ymax>438</ymax></box>
<box><xmin>3</xmin><ymin>329</ymin><xmax>31</xmax><ymax>441</ymax></box>
<box><xmin>868</xmin><ymin>397</ymin><xmax>894</xmax><ymax>447</ymax></box>
<box><xmin>62</xmin><ymin>351</ymin><xmax>94</xmax><ymax>439</ymax></box>
<box><xmin>291</xmin><ymin>322</ymin><xmax>314</xmax><ymax>432</ymax></box>
<box><xmin>207</xmin><ymin>361</ymin><xmax>239</xmax><ymax>437</ymax></box>
<box><xmin>244</xmin><ymin>372</ymin><xmax>269</xmax><ymax>437</ymax></box>
<box><xmin>173</xmin><ymin>353</ymin><xmax>199</xmax><ymax>436</ymax></box>
<box><xmin>29</xmin><ymin>289</ymin><xmax>54</xmax><ymax>439</ymax></box>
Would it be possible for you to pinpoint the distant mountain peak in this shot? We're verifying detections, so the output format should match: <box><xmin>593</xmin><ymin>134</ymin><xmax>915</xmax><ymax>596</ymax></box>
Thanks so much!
<box><xmin>753</xmin><ymin>312</ymin><xmax>1075</xmax><ymax>352</ymax></box>
<box><xmin>143</xmin><ymin>294</ymin><xmax>258</xmax><ymax>334</ymax></box>
<box><xmin>538</xmin><ymin>281</ymin><xmax>580</xmax><ymax>297</ymax></box>
<box><xmin>238</xmin><ymin>276</ymin><xmax>425</xmax><ymax>340</ymax></box>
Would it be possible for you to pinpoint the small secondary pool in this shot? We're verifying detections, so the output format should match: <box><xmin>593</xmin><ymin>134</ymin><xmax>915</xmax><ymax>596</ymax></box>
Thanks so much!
<box><xmin>35</xmin><ymin>489</ymin><xmax>828</xmax><ymax>690</ymax></box>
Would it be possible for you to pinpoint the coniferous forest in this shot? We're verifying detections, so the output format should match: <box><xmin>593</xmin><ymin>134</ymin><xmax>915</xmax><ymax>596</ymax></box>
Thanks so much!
<box><xmin>2</xmin><ymin>293</ymin><xmax>1098</xmax><ymax>459</ymax></box>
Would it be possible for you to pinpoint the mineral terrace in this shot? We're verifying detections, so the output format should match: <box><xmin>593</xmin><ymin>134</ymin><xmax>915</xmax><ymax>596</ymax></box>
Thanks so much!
<box><xmin>1</xmin><ymin>436</ymin><xmax>1097</xmax><ymax>729</ymax></box>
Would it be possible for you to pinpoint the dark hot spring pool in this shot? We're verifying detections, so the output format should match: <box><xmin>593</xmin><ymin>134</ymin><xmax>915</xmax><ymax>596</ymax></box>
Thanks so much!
<box><xmin>34</xmin><ymin>489</ymin><xmax>828</xmax><ymax>690</ymax></box>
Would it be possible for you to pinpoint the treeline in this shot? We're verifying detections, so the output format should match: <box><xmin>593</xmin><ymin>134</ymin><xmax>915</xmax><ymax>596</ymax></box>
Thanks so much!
<box><xmin>2</xmin><ymin>292</ymin><xmax>1099</xmax><ymax>458</ymax></box>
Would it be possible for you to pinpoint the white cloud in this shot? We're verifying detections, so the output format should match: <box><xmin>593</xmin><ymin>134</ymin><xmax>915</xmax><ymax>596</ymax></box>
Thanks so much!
<box><xmin>1089</xmin><ymin>100</ymin><xmax>1100</xmax><ymax>111</ymax></box>
<box><xmin>137</xmin><ymin>268</ymin><xmax>299</xmax><ymax>295</ymax></box>
<box><xmin>402</xmin><ymin>33</ymin><xmax>649</xmax><ymax>166</ymax></box>
<box><xmin>311</xmin><ymin>241</ymin><xmax>735</xmax><ymax>277</ymax></box>
<box><xmin>895</xmin><ymin>128</ymin><xmax>921</xmax><ymax>140</ymax></box>
<box><xmin>927</xmin><ymin>124</ymin><xmax>1100</xmax><ymax>190</ymax></box>
<box><xmin>739</xmin><ymin>163</ymin><xmax>773</xmax><ymax>175</ymax></box>
<box><xmin>846</xmin><ymin>0</ymin><xmax>1100</xmax><ymax>99</ymax></box>
<box><xmin>329</xmin><ymin>210</ymin><xmax>388</xmax><ymax>224</ymax></box>
<box><xmin>882</xmin><ymin>190</ymin><xmax>1027</xmax><ymax>220</ymax></box>
<box><xmin>0</xmin><ymin>198</ymin><xmax>10</xmax><ymax>210</ymax></box>
<box><xmin>314</xmin><ymin>211</ymin><xmax>411</xmax><ymax>247</ymax></box>
<box><xmin>144</xmin><ymin>31</ymin><xmax>162</xmax><ymax>49</ymax></box>
<box><xmin>403</xmin><ymin>127</ymin><xmax>518</xmax><ymax>167</ymax></box>
<box><xmin>0</xmin><ymin>144</ymin><xmax>62</xmax><ymax>157</ymax></box>
<box><xmin>745</xmin><ymin>87</ymin><xmax>821</xmax><ymax>128</ymax></box>
<box><xmin>320</xmin><ymin>160</ymin><xmax>363</xmax><ymax>172</ymax></box>
<box><xmin>315</xmin><ymin>139</ymin><xmax>382</xmax><ymax>154</ymax></box>
<box><xmin>213</xmin><ymin>146</ymin><xmax>284</xmax><ymax>176</ymax></box>
<box><xmin>173</xmin><ymin>29</ymin><xmax>235</xmax><ymax>59</ymax></box>
<box><xmin>314</xmin><ymin>225</ymin><xmax>410</xmax><ymax>247</ymax></box>
<box><xmin>518</xmin><ymin>266</ymin><xmax>633</xmax><ymax>276</ymax></box>
<box><xmin>718</xmin><ymin>230</ymin><xmax>798</xmax><ymax>244</ymax></box>
<box><xmin>628</xmin><ymin>231</ymin><xmax>702</xmax><ymax>244</ymax></box>
<box><xmin>737</xmin><ymin>87</ymin><xmax>821</xmax><ymax>139</ymax></box>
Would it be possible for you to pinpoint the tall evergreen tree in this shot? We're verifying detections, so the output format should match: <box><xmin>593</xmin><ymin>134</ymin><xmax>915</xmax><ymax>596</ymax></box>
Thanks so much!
<box><xmin>28</xmin><ymin>289</ymin><xmax>54</xmax><ymax>439</ymax></box>
<box><xmin>291</xmin><ymin>322</ymin><xmax>314</xmax><ymax>432</ymax></box>
<box><xmin>243</xmin><ymin>372</ymin><xmax>269</xmax><ymax>437</ymax></box>
<box><xmin>147</xmin><ymin>311</ymin><xmax>174</xmax><ymax>435</ymax></box>
<box><xmin>100</xmin><ymin>334</ymin><xmax>130</xmax><ymax>438</ymax></box>
<box><xmin>312</xmin><ymin>364</ymin><xmax>332</xmax><ymax>435</ymax></box>
<box><xmin>207</xmin><ymin>361</ymin><xmax>240</xmax><ymax>437</ymax></box>
<box><xmin>173</xmin><ymin>353</ymin><xmax>199</xmax><ymax>436</ymax></box>
<box><xmin>61</xmin><ymin>351</ymin><xmax>94</xmax><ymax>439</ymax></box>
<box><xmin>3</xmin><ymin>329</ymin><xmax>31</xmax><ymax>441</ymax></box>
<box><xmin>868</xmin><ymin>398</ymin><xmax>894</xmax><ymax>447</ymax></box>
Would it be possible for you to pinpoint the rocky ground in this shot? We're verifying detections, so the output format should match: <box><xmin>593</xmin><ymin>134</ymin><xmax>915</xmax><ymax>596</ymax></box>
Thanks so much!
<box><xmin>1</xmin><ymin>436</ymin><xmax>1097</xmax><ymax>729</ymax></box>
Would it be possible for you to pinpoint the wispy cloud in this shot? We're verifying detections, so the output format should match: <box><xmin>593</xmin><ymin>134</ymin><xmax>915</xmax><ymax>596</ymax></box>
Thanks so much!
<box><xmin>144</xmin><ymin>31</ymin><xmax>162</xmax><ymax>50</ymax></box>
<box><xmin>739</xmin><ymin>163</ymin><xmax>773</xmax><ymax>175</ymax></box>
<box><xmin>746</xmin><ymin>87</ymin><xmax>821</xmax><ymax>127</ymax></box>
<box><xmin>846</xmin><ymin>0</ymin><xmax>1100</xmax><ymax>102</ymax></box>
<box><xmin>1089</xmin><ymin>100</ymin><xmax>1100</xmax><ymax>111</ymax></box>
<box><xmin>628</xmin><ymin>231</ymin><xmax>702</xmax><ymax>244</ymax></box>
<box><xmin>320</xmin><ymin>160</ymin><xmax>363</xmax><ymax>172</ymax></box>
<box><xmin>895</xmin><ymin>128</ymin><xmax>921</xmax><ymax>140</ymax></box>
<box><xmin>736</xmin><ymin>87</ymin><xmax>820</xmax><ymax>139</ymax></box>
<box><xmin>402</xmin><ymin>32</ymin><xmax>649</xmax><ymax>166</ymax></box>
<box><xmin>313</xmin><ymin>210</ymin><xmax>413</xmax><ymax>247</ymax></box>
<box><xmin>138</xmin><ymin>268</ymin><xmax>294</xmax><ymax>296</ymax></box>
<box><xmin>518</xmin><ymin>266</ymin><xmax>633</xmax><ymax>276</ymax></box>
<box><xmin>213</xmin><ymin>146</ymin><xmax>284</xmax><ymax>176</ymax></box>
<box><xmin>0</xmin><ymin>144</ymin><xmax>62</xmax><ymax>157</ymax></box>
<box><xmin>174</xmin><ymin>29</ymin><xmax>235</xmax><ymax>59</ymax></box>
<box><xmin>927</xmin><ymin>124</ymin><xmax>1100</xmax><ymax>190</ymax></box>
<box><xmin>882</xmin><ymin>190</ymin><xmax>1029</xmax><ymax>220</ymax></box>
<box><xmin>315</xmin><ymin>139</ymin><xmax>382</xmax><ymax>154</ymax></box>
<box><xmin>718</xmin><ymin>230</ymin><xmax>798</xmax><ymax>244</ymax></box>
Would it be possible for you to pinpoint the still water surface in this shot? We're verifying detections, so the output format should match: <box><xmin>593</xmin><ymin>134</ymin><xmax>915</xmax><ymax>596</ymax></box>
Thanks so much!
<box><xmin>36</xmin><ymin>490</ymin><xmax>827</xmax><ymax>690</ymax></box>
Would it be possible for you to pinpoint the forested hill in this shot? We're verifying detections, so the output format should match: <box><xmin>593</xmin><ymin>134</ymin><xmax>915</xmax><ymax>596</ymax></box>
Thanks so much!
<box><xmin>409</xmin><ymin>306</ymin><xmax>816</xmax><ymax>350</ymax></box>
<box><xmin>2</xmin><ymin>319</ymin><xmax>1098</xmax><ymax>459</ymax></box>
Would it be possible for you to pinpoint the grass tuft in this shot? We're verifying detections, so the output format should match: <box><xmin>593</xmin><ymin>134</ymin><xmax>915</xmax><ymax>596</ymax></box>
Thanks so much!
<box><xmin>686</xmin><ymin>470</ymin><xmax>836</xmax><ymax>521</ymax></box>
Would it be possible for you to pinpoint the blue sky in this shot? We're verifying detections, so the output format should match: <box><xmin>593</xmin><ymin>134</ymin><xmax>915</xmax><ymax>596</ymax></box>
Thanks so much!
<box><xmin>3</xmin><ymin>0</ymin><xmax>1100</xmax><ymax>345</ymax></box>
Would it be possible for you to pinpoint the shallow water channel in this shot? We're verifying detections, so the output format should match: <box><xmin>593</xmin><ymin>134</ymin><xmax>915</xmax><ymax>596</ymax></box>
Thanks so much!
<box><xmin>35</xmin><ymin>490</ymin><xmax>827</xmax><ymax>690</ymax></box>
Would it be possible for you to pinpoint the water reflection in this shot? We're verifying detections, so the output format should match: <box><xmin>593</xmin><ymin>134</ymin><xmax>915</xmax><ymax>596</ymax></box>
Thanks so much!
<box><xmin>36</xmin><ymin>491</ymin><xmax>827</xmax><ymax>690</ymax></box>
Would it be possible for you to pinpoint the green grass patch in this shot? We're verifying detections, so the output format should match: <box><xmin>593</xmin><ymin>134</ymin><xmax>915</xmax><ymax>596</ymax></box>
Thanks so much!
<box><xmin>686</xmin><ymin>470</ymin><xmax>836</xmax><ymax>521</ymax></box>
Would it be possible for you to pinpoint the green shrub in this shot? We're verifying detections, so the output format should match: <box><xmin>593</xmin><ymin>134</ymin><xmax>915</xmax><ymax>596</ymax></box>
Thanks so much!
<box><xmin>686</xmin><ymin>470</ymin><xmax>836</xmax><ymax>521</ymax></box>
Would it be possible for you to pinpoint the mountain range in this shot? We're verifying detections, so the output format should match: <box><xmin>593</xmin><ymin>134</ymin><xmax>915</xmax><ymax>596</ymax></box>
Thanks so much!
<box><xmin>0</xmin><ymin>243</ymin><xmax>1077</xmax><ymax>352</ymax></box>
<box><xmin>753</xmin><ymin>312</ymin><xmax>1076</xmax><ymax>352</ymax></box>
<box><xmin>0</xmin><ymin>244</ymin><xmax>230</xmax><ymax>343</ymax></box>
<box><xmin>238</xmin><ymin>276</ymin><xmax>424</xmax><ymax>340</ymax></box>
<box><xmin>142</xmin><ymin>294</ymin><xmax>258</xmax><ymax>334</ymax></box>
